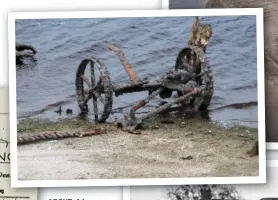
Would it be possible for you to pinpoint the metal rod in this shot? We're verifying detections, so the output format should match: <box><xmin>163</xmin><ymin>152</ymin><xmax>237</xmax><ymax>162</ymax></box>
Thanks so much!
<box><xmin>130</xmin><ymin>87</ymin><xmax>164</xmax><ymax>112</ymax></box>
<box><xmin>108</xmin><ymin>44</ymin><xmax>142</xmax><ymax>83</ymax></box>
<box><xmin>141</xmin><ymin>91</ymin><xmax>195</xmax><ymax>120</ymax></box>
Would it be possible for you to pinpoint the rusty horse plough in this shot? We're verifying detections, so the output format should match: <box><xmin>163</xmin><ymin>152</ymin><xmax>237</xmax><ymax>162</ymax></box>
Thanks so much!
<box><xmin>18</xmin><ymin>42</ymin><xmax>213</xmax><ymax>145</ymax></box>
<box><xmin>75</xmin><ymin>42</ymin><xmax>214</xmax><ymax>133</ymax></box>
<box><xmin>17</xmin><ymin>17</ymin><xmax>259</xmax><ymax>157</ymax></box>
<box><xmin>75</xmin><ymin>17</ymin><xmax>214</xmax><ymax>134</ymax></box>
<box><xmin>18</xmin><ymin>17</ymin><xmax>214</xmax><ymax>144</ymax></box>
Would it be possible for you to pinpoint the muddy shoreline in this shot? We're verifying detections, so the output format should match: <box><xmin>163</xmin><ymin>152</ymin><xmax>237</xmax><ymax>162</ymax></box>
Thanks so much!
<box><xmin>17</xmin><ymin>117</ymin><xmax>258</xmax><ymax>180</ymax></box>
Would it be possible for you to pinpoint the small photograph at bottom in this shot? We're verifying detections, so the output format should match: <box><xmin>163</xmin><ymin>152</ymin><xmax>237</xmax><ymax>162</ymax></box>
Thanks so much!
<box><xmin>131</xmin><ymin>166</ymin><xmax>278</xmax><ymax>200</ymax></box>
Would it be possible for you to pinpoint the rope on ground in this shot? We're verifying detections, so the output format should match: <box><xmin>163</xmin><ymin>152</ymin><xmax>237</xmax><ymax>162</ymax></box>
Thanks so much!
<box><xmin>17</xmin><ymin>129</ymin><xmax>103</xmax><ymax>145</ymax></box>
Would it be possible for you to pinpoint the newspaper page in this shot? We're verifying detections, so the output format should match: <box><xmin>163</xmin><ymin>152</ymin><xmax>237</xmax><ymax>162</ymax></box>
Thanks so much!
<box><xmin>0</xmin><ymin>87</ymin><xmax>37</xmax><ymax>199</ymax></box>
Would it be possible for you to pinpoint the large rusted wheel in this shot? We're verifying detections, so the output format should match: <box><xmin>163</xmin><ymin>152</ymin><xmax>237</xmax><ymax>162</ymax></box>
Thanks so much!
<box><xmin>198</xmin><ymin>63</ymin><xmax>214</xmax><ymax>110</ymax></box>
<box><xmin>75</xmin><ymin>57</ymin><xmax>113</xmax><ymax>123</ymax></box>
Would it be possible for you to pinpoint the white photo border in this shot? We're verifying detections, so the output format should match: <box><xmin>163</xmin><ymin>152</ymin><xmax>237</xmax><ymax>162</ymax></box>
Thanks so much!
<box><xmin>9</xmin><ymin>8</ymin><xmax>265</xmax><ymax>188</ymax></box>
<box><xmin>161</xmin><ymin>0</ymin><xmax>169</xmax><ymax>9</ymax></box>
<box><xmin>123</xmin><ymin>187</ymin><xmax>131</xmax><ymax>200</ymax></box>
<box><xmin>267</xmin><ymin>159</ymin><xmax>278</xmax><ymax>167</ymax></box>
<box><xmin>267</xmin><ymin>143</ymin><xmax>278</xmax><ymax>150</ymax></box>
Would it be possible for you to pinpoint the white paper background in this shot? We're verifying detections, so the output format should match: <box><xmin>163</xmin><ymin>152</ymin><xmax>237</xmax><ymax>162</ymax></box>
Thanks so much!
<box><xmin>2</xmin><ymin>0</ymin><xmax>278</xmax><ymax>198</ymax></box>
<box><xmin>38</xmin><ymin>187</ymin><xmax>123</xmax><ymax>200</ymax></box>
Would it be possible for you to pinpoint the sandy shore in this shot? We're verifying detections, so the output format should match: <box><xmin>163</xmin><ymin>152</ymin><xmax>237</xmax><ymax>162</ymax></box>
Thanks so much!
<box><xmin>17</xmin><ymin>117</ymin><xmax>258</xmax><ymax>180</ymax></box>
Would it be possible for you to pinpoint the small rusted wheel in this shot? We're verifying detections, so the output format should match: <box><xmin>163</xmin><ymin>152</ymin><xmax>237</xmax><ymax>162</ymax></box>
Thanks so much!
<box><xmin>75</xmin><ymin>57</ymin><xmax>113</xmax><ymax>123</ymax></box>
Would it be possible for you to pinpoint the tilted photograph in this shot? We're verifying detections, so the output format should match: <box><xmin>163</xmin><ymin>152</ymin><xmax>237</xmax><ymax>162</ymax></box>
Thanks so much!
<box><xmin>8</xmin><ymin>9</ymin><xmax>264</xmax><ymax>187</ymax></box>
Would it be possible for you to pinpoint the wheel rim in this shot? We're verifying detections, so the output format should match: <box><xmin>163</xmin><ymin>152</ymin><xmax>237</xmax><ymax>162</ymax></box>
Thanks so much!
<box><xmin>75</xmin><ymin>57</ymin><xmax>113</xmax><ymax>123</ymax></box>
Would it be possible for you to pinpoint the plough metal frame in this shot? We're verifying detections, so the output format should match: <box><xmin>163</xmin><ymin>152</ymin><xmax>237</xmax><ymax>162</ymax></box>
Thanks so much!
<box><xmin>75</xmin><ymin>44</ymin><xmax>213</xmax><ymax>133</ymax></box>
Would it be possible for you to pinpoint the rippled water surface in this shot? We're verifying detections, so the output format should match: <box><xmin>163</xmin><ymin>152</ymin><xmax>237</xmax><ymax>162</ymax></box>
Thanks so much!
<box><xmin>16</xmin><ymin>16</ymin><xmax>258</xmax><ymax>127</ymax></box>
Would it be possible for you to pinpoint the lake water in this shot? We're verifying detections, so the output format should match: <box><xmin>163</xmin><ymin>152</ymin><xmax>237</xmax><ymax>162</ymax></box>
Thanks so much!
<box><xmin>15</xmin><ymin>15</ymin><xmax>258</xmax><ymax>128</ymax></box>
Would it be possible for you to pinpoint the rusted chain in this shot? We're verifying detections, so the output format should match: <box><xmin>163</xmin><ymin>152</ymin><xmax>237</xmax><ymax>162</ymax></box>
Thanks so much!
<box><xmin>17</xmin><ymin>129</ymin><xmax>103</xmax><ymax>145</ymax></box>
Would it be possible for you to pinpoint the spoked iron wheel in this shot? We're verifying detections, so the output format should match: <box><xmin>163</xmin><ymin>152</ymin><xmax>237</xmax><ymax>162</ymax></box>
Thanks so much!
<box><xmin>75</xmin><ymin>57</ymin><xmax>113</xmax><ymax>123</ymax></box>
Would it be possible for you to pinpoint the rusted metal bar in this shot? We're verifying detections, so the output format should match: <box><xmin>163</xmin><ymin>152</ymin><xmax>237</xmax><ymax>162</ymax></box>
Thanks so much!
<box><xmin>130</xmin><ymin>87</ymin><xmax>164</xmax><ymax>112</ymax></box>
<box><xmin>112</xmin><ymin>81</ymin><xmax>154</xmax><ymax>96</ymax></box>
<box><xmin>141</xmin><ymin>91</ymin><xmax>195</xmax><ymax>120</ymax></box>
<box><xmin>108</xmin><ymin>44</ymin><xmax>142</xmax><ymax>83</ymax></box>
<box><xmin>111</xmin><ymin>69</ymin><xmax>197</xmax><ymax>95</ymax></box>
<box><xmin>121</xmin><ymin>90</ymin><xmax>195</xmax><ymax>133</ymax></box>
<box><xmin>112</xmin><ymin>81</ymin><xmax>191</xmax><ymax>96</ymax></box>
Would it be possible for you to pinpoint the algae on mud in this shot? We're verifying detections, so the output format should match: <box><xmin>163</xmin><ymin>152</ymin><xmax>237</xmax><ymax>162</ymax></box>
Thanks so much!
<box><xmin>17</xmin><ymin>116</ymin><xmax>258</xmax><ymax>180</ymax></box>
<box><xmin>18</xmin><ymin>118</ymin><xmax>107</xmax><ymax>133</ymax></box>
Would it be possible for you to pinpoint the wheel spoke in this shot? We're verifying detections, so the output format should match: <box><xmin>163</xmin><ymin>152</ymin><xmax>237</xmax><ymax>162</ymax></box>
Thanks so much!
<box><xmin>92</xmin><ymin>90</ymin><xmax>104</xmax><ymax>104</ymax></box>
<box><xmin>84</xmin><ymin>92</ymin><xmax>93</xmax><ymax>105</ymax></box>
<box><xmin>90</xmin><ymin>61</ymin><xmax>96</xmax><ymax>86</ymax></box>
<box><xmin>81</xmin><ymin>75</ymin><xmax>92</xmax><ymax>88</ymax></box>
<box><xmin>92</xmin><ymin>94</ymin><xmax>98</xmax><ymax>122</ymax></box>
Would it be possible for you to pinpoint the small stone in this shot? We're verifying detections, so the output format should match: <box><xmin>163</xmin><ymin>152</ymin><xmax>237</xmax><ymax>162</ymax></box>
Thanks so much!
<box><xmin>151</xmin><ymin>126</ymin><xmax>159</xmax><ymax>129</ymax></box>
<box><xmin>180</xmin><ymin>156</ymin><xmax>193</xmax><ymax>160</ymax></box>
<box><xmin>160</xmin><ymin>119</ymin><xmax>174</xmax><ymax>124</ymax></box>
<box><xmin>66</xmin><ymin>109</ymin><xmax>72</xmax><ymax>114</ymax></box>
<box><xmin>184</xmin><ymin>132</ymin><xmax>193</xmax><ymax>136</ymax></box>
